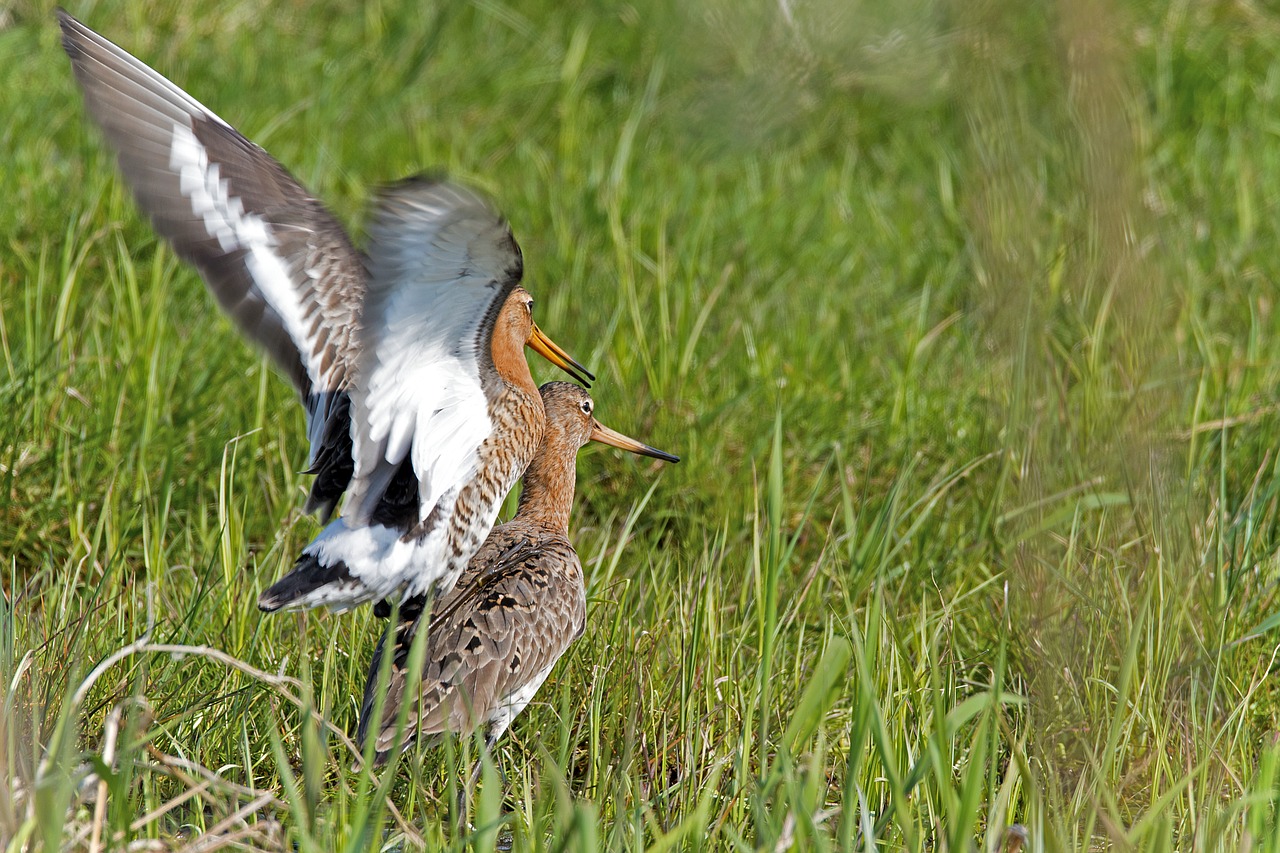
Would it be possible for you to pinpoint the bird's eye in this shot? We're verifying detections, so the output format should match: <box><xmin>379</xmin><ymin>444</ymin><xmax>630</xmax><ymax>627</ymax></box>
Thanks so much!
<box><xmin>525</xmin><ymin>299</ymin><xmax>534</xmax><ymax>315</ymax></box>
<box><xmin>580</xmin><ymin>400</ymin><xmax>593</xmax><ymax>414</ymax></box>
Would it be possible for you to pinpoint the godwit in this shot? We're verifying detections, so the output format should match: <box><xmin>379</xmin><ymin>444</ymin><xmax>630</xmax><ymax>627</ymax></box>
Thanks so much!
<box><xmin>356</xmin><ymin>383</ymin><xmax>677</xmax><ymax>784</ymax></box>
<box><xmin>59</xmin><ymin>13</ymin><xmax>595</xmax><ymax>610</ymax></box>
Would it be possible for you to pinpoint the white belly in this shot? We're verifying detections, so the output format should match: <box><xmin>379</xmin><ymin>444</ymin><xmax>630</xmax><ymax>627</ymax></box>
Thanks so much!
<box><xmin>486</xmin><ymin>664</ymin><xmax>556</xmax><ymax>740</ymax></box>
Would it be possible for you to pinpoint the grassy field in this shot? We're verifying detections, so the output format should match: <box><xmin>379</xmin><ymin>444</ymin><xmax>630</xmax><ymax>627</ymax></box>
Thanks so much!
<box><xmin>5</xmin><ymin>0</ymin><xmax>1280</xmax><ymax>848</ymax></box>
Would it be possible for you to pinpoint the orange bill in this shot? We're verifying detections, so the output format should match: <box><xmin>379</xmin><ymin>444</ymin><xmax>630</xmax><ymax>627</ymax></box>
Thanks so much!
<box><xmin>590</xmin><ymin>420</ymin><xmax>680</xmax><ymax>463</ymax></box>
<box><xmin>528</xmin><ymin>323</ymin><xmax>595</xmax><ymax>387</ymax></box>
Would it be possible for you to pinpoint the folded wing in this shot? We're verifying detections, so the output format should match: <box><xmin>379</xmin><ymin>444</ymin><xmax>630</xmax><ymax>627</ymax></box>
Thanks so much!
<box><xmin>357</xmin><ymin>537</ymin><xmax>585</xmax><ymax>761</ymax></box>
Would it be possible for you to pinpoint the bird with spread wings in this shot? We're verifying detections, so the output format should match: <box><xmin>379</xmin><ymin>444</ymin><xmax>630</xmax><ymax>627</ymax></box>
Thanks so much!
<box><xmin>58</xmin><ymin>11</ymin><xmax>596</xmax><ymax>612</ymax></box>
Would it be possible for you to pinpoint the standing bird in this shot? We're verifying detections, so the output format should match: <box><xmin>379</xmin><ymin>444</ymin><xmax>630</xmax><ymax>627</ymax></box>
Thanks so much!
<box><xmin>58</xmin><ymin>13</ymin><xmax>594</xmax><ymax>609</ymax></box>
<box><xmin>357</xmin><ymin>383</ymin><xmax>678</xmax><ymax>781</ymax></box>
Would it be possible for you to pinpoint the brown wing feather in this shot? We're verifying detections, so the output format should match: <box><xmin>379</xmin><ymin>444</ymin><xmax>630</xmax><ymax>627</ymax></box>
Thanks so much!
<box><xmin>358</xmin><ymin>524</ymin><xmax>585</xmax><ymax>761</ymax></box>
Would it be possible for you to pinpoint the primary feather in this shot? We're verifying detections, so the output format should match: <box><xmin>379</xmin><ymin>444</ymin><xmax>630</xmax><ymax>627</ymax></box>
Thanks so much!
<box><xmin>58</xmin><ymin>10</ymin><xmax>362</xmax><ymax>518</ymax></box>
<box><xmin>60</xmin><ymin>13</ymin><xmax>571</xmax><ymax>610</ymax></box>
<box><xmin>259</xmin><ymin>179</ymin><xmax>542</xmax><ymax>611</ymax></box>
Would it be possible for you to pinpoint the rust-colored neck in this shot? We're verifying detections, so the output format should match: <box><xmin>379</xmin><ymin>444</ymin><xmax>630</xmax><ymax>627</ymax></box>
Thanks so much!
<box><xmin>490</xmin><ymin>296</ymin><xmax>537</xmax><ymax>396</ymax></box>
<box><xmin>515</xmin><ymin>426</ymin><xmax>578</xmax><ymax>533</ymax></box>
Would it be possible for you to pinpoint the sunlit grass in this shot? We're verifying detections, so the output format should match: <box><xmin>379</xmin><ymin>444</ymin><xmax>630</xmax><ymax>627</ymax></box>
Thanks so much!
<box><xmin>5</xmin><ymin>0</ymin><xmax>1280</xmax><ymax>849</ymax></box>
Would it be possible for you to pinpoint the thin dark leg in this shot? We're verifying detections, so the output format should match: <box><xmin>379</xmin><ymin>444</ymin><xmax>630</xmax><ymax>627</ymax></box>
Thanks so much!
<box><xmin>456</xmin><ymin>732</ymin><xmax>501</xmax><ymax>828</ymax></box>
<box><xmin>455</xmin><ymin>770</ymin><xmax>470</xmax><ymax>828</ymax></box>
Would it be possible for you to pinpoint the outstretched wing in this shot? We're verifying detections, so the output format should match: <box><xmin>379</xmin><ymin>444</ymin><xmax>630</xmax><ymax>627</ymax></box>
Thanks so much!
<box><xmin>358</xmin><ymin>535</ymin><xmax>585</xmax><ymax>760</ymax></box>
<box><xmin>58</xmin><ymin>11</ymin><xmax>362</xmax><ymax>475</ymax></box>
<box><xmin>345</xmin><ymin>178</ymin><xmax>524</xmax><ymax>529</ymax></box>
<box><xmin>255</xmin><ymin>180</ymin><xmax>532</xmax><ymax>613</ymax></box>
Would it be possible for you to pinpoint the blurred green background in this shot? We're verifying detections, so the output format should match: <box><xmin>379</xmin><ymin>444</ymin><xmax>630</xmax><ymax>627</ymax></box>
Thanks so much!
<box><xmin>5</xmin><ymin>0</ymin><xmax>1280</xmax><ymax>849</ymax></box>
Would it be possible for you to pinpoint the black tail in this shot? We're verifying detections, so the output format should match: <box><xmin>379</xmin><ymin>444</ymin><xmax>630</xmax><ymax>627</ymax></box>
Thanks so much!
<box><xmin>257</xmin><ymin>552</ymin><xmax>356</xmax><ymax>612</ymax></box>
<box><xmin>304</xmin><ymin>393</ymin><xmax>355</xmax><ymax>523</ymax></box>
<box><xmin>357</xmin><ymin>602</ymin><xmax>430</xmax><ymax>765</ymax></box>
<box><xmin>356</xmin><ymin>629</ymin><xmax>395</xmax><ymax>765</ymax></box>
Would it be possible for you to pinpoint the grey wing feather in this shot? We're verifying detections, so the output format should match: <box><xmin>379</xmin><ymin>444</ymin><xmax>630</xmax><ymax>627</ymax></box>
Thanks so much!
<box><xmin>344</xmin><ymin>177</ymin><xmax>522</xmax><ymax>526</ymax></box>
<box><xmin>58</xmin><ymin>12</ymin><xmax>362</xmax><ymax>452</ymax></box>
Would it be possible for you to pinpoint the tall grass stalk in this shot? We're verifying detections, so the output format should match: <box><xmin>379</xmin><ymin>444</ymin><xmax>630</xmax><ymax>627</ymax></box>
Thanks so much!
<box><xmin>6</xmin><ymin>0</ymin><xmax>1280</xmax><ymax>848</ymax></box>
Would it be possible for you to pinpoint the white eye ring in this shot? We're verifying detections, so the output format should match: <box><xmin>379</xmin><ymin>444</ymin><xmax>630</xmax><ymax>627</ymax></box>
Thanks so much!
<box><xmin>580</xmin><ymin>400</ymin><xmax>593</xmax><ymax>414</ymax></box>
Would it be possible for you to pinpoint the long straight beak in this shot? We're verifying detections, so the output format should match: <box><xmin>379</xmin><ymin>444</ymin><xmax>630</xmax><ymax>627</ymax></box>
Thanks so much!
<box><xmin>590</xmin><ymin>420</ymin><xmax>680</xmax><ymax>463</ymax></box>
<box><xmin>528</xmin><ymin>323</ymin><xmax>595</xmax><ymax>387</ymax></box>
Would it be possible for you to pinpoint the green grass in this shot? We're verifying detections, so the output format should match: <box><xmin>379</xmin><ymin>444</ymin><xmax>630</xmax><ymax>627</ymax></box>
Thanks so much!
<box><xmin>5</xmin><ymin>0</ymin><xmax>1280</xmax><ymax>848</ymax></box>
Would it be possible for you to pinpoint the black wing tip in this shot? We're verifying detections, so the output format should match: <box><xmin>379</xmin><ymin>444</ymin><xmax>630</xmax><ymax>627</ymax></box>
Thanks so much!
<box><xmin>301</xmin><ymin>493</ymin><xmax>338</xmax><ymax>524</ymax></box>
<box><xmin>376</xmin><ymin>171</ymin><xmax>502</xmax><ymax>219</ymax></box>
<box><xmin>374</xmin><ymin>171</ymin><xmax>456</xmax><ymax>209</ymax></box>
<box><xmin>356</xmin><ymin>631</ymin><xmax>405</xmax><ymax>768</ymax></box>
<box><xmin>372</xmin><ymin>593</ymin><xmax>428</xmax><ymax>621</ymax></box>
<box><xmin>56</xmin><ymin>8</ymin><xmax>90</xmax><ymax>60</ymax></box>
<box><xmin>56</xmin><ymin>11</ymin><xmax>130</xmax><ymax>80</ymax></box>
<box><xmin>257</xmin><ymin>553</ymin><xmax>355</xmax><ymax>612</ymax></box>
<box><xmin>387</xmin><ymin>169</ymin><xmax>452</xmax><ymax>192</ymax></box>
<box><xmin>256</xmin><ymin>589</ymin><xmax>288</xmax><ymax>613</ymax></box>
